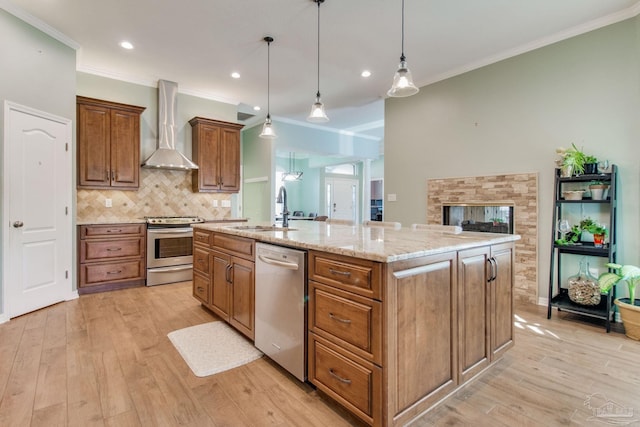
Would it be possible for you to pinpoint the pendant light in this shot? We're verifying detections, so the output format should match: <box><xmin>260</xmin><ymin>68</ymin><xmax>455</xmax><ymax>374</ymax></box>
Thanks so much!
<box><xmin>282</xmin><ymin>152</ymin><xmax>303</xmax><ymax>181</ymax></box>
<box><xmin>387</xmin><ymin>0</ymin><xmax>419</xmax><ymax>97</ymax></box>
<box><xmin>307</xmin><ymin>0</ymin><xmax>329</xmax><ymax>122</ymax></box>
<box><xmin>259</xmin><ymin>36</ymin><xmax>278</xmax><ymax>139</ymax></box>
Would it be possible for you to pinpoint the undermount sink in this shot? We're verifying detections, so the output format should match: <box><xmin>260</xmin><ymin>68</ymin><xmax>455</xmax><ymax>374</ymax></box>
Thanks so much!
<box><xmin>227</xmin><ymin>225</ymin><xmax>296</xmax><ymax>232</ymax></box>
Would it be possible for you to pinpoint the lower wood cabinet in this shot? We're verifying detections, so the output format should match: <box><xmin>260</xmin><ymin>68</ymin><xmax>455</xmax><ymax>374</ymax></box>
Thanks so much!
<box><xmin>309</xmin><ymin>243</ymin><xmax>514</xmax><ymax>427</ymax></box>
<box><xmin>78</xmin><ymin>223</ymin><xmax>146</xmax><ymax>293</ymax></box>
<box><xmin>458</xmin><ymin>242</ymin><xmax>514</xmax><ymax>382</ymax></box>
<box><xmin>192</xmin><ymin>229</ymin><xmax>255</xmax><ymax>340</ymax></box>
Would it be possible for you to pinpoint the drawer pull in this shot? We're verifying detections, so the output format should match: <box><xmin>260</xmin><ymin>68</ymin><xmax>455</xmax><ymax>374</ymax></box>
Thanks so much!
<box><xmin>107</xmin><ymin>270</ymin><xmax>122</xmax><ymax>275</ymax></box>
<box><xmin>329</xmin><ymin>313</ymin><xmax>352</xmax><ymax>324</ymax></box>
<box><xmin>329</xmin><ymin>268</ymin><xmax>351</xmax><ymax>277</ymax></box>
<box><xmin>197</xmin><ymin>287</ymin><xmax>205</xmax><ymax>292</ymax></box>
<box><xmin>106</xmin><ymin>229</ymin><xmax>122</xmax><ymax>233</ymax></box>
<box><xmin>197</xmin><ymin>259</ymin><xmax>205</xmax><ymax>264</ymax></box>
<box><xmin>328</xmin><ymin>369</ymin><xmax>352</xmax><ymax>384</ymax></box>
<box><xmin>106</xmin><ymin>247</ymin><xmax>122</xmax><ymax>252</ymax></box>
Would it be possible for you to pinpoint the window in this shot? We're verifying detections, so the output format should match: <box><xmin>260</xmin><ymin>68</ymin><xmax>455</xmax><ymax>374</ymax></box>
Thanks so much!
<box><xmin>325</xmin><ymin>163</ymin><xmax>356</xmax><ymax>175</ymax></box>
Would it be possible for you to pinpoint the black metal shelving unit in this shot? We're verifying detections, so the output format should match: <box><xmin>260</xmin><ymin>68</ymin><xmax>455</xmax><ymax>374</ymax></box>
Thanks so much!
<box><xmin>547</xmin><ymin>165</ymin><xmax>618</xmax><ymax>332</ymax></box>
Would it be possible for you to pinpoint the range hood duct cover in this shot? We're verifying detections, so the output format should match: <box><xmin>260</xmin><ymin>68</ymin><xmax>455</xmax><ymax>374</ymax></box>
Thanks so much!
<box><xmin>142</xmin><ymin>80</ymin><xmax>198</xmax><ymax>170</ymax></box>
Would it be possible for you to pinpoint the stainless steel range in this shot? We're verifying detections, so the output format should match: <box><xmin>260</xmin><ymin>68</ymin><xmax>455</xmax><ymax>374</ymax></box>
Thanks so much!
<box><xmin>146</xmin><ymin>216</ymin><xmax>204</xmax><ymax>286</ymax></box>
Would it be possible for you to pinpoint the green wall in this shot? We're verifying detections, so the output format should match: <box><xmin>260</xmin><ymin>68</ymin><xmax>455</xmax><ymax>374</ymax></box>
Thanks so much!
<box><xmin>384</xmin><ymin>17</ymin><xmax>640</xmax><ymax>302</ymax></box>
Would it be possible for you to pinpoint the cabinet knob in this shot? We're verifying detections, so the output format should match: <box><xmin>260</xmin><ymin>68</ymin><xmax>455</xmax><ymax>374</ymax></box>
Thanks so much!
<box><xmin>12</xmin><ymin>221</ymin><xmax>24</xmax><ymax>228</ymax></box>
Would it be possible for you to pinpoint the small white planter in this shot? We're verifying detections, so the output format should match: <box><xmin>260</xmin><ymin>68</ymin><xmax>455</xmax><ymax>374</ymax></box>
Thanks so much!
<box><xmin>589</xmin><ymin>185</ymin><xmax>609</xmax><ymax>200</ymax></box>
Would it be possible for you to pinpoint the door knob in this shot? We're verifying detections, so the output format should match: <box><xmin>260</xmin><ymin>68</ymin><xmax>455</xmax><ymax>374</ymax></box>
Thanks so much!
<box><xmin>13</xmin><ymin>221</ymin><xmax>24</xmax><ymax>228</ymax></box>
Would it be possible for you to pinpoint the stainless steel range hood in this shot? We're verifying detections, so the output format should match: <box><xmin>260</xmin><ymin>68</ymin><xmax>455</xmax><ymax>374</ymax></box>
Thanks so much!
<box><xmin>142</xmin><ymin>80</ymin><xmax>198</xmax><ymax>170</ymax></box>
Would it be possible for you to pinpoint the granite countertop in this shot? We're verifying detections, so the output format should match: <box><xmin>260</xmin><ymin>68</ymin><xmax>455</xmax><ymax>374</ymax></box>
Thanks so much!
<box><xmin>193</xmin><ymin>221</ymin><xmax>521</xmax><ymax>263</ymax></box>
<box><xmin>77</xmin><ymin>218</ymin><xmax>147</xmax><ymax>225</ymax></box>
<box><xmin>76</xmin><ymin>218</ymin><xmax>247</xmax><ymax>226</ymax></box>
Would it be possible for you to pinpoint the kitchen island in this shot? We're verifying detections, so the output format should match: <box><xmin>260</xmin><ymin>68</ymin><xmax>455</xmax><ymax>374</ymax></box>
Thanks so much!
<box><xmin>192</xmin><ymin>221</ymin><xmax>520</xmax><ymax>427</ymax></box>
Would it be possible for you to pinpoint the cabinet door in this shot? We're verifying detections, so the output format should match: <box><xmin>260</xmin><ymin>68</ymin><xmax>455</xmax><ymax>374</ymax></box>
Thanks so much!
<box><xmin>210</xmin><ymin>250</ymin><xmax>231</xmax><ymax>320</ymax></box>
<box><xmin>197</xmin><ymin>124</ymin><xmax>222</xmax><ymax>191</ymax></box>
<box><xmin>110</xmin><ymin>109</ymin><xmax>140</xmax><ymax>188</ymax></box>
<box><xmin>457</xmin><ymin>246</ymin><xmax>491</xmax><ymax>383</ymax></box>
<box><xmin>218</xmin><ymin>127</ymin><xmax>240</xmax><ymax>192</ymax></box>
<box><xmin>78</xmin><ymin>103</ymin><xmax>111</xmax><ymax>187</ymax></box>
<box><xmin>229</xmin><ymin>256</ymin><xmax>255</xmax><ymax>339</ymax></box>
<box><xmin>490</xmin><ymin>243</ymin><xmax>514</xmax><ymax>360</ymax></box>
<box><xmin>386</xmin><ymin>252</ymin><xmax>457</xmax><ymax>418</ymax></box>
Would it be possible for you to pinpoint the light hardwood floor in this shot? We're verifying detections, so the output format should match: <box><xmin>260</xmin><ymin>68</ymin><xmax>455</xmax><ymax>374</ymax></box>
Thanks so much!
<box><xmin>1</xmin><ymin>282</ymin><xmax>638</xmax><ymax>427</ymax></box>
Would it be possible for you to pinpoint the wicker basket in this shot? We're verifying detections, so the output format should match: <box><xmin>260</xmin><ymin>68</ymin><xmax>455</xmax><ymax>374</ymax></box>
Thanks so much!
<box><xmin>568</xmin><ymin>278</ymin><xmax>601</xmax><ymax>306</ymax></box>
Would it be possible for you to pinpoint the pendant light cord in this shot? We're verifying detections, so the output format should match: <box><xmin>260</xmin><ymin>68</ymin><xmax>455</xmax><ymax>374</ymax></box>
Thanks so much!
<box><xmin>316</xmin><ymin>0</ymin><xmax>321</xmax><ymax>98</ymax></box>
<box><xmin>267</xmin><ymin>37</ymin><xmax>272</xmax><ymax>118</ymax></box>
<box><xmin>400</xmin><ymin>0</ymin><xmax>406</xmax><ymax>62</ymax></box>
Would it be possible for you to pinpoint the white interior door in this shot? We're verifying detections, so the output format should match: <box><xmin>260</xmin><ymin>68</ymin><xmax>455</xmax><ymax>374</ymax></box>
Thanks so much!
<box><xmin>3</xmin><ymin>102</ymin><xmax>72</xmax><ymax>319</ymax></box>
<box><xmin>326</xmin><ymin>177</ymin><xmax>358</xmax><ymax>222</ymax></box>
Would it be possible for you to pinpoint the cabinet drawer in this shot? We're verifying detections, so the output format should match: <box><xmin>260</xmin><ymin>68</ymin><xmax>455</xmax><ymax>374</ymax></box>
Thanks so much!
<box><xmin>309</xmin><ymin>334</ymin><xmax>381</xmax><ymax>424</ymax></box>
<box><xmin>193</xmin><ymin>247</ymin><xmax>210</xmax><ymax>275</ymax></box>
<box><xmin>212</xmin><ymin>233</ymin><xmax>254</xmax><ymax>260</ymax></box>
<box><xmin>193</xmin><ymin>272</ymin><xmax>210</xmax><ymax>304</ymax></box>
<box><xmin>80</xmin><ymin>259</ymin><xmax>144</xmax><ymax>286</ymax></box>
<box><xmin>193</xmin><ymin>229</ymin><xmax>212</xmax><ymax>247</ymax></box>
<box><xmin>80</xmin><ymin>223</ymin><xmax>144</xmax><ymax>238</ymax></box>
<box><xmin>310</xmin><ymin>281</ymin><xmax>382</xmax><ymax>363</ymax></box>
<box><xmin>309</xmin><ymin>251</ymin><xmax>381</xmax><ymax>299</ymax></box>
<box><xmin>80</xmin><ymin>237</ymin><xmax>144</xmax><ymax>262</ymax></box>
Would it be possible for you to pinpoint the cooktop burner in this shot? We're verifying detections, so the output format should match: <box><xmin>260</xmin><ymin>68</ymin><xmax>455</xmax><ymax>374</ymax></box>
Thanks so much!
<box><xmin>145</xmin><ymin>216</ymin><xmax>205</xmax><ymax>226</ymax></box>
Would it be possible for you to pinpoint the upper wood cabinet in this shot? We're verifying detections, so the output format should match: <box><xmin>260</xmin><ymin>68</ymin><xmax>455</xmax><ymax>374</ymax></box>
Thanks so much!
<box><xmin>77</xmin><ymin>96</ymin><xmax>145</xmax><ymax>190</ymax></box>
<box><xmin>189</xmin><ymin>117</ymin><xmax>244</xmax><ymax>193</ymax></box>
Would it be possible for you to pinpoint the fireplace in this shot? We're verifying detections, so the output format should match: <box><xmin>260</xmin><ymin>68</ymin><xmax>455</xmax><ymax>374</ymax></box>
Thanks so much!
<box><xmin>443</xmin><ymin>204</ymin><xmax>514</xmax><ymax>234</ymax></box>
<box><xmin>427</xmin><ymin>172</ymin><xmax>538</xmax><ymax>304</ymax></box>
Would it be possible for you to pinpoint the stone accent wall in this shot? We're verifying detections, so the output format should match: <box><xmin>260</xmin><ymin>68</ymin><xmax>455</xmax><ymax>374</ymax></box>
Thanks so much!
<box><xmin>427</xmin><ymin>173</ymin><xmax>538</xmax><ymax>304</ymax></box>
<box><xmin>77</xmin><ymin>169</ymin><xmax>232</xmax><ymax>223</ymax></box>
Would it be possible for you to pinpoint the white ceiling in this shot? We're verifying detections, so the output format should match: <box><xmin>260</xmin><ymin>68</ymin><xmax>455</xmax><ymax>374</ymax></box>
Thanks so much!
<box><xmin>5</xmin><ymin>0</ymin><xmax>639</xmax><ymax>140</ymax></box>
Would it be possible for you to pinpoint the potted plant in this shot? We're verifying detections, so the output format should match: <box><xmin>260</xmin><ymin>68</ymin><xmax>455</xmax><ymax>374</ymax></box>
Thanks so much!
<box><xmin>599</xmin><ymin>263</ymin><xmax>640</xmax><ymax>340</ymax></box>
<box><xmin>588</xmin><ymin>180</ymin><xmax>610</xmax><ymax>200</ymax></box>
<box><xmin>583</xmin><ymin>155</ymin><xmax>598</xmax><ymax>174</ymax></box>
<box><xmin>582</xmin><ymin>220</ymin><xmax>607</xmax><ymax>247</ymax></box>
<box><xmin>555</xmin><ymin>223</ymin><xmax>581</xmax><ymax>245</ymax></box>
<box><xmin>556</xmin><ymin>143</ymin><xmax>587</xmax><ymax>177</ymax></box>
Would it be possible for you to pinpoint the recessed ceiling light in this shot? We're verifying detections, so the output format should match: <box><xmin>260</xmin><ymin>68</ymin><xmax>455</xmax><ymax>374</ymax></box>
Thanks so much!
<box><xmin>361</xmin><ymin>70</ymin><xmax>371</xmax><ymax>77</ymax></box>
<box><xmin>120</xmin><ymin>41</ymin><xmax>134</xmax><ymax>50</ymax></box>
<box><xmin>231</xmin><ymin>72</ymin><xmax>241</xmax><ymax>79</ymax></box>
<box><xmin>253</xmin><ymin>106</ymin><xmax>261</xmax><ymax>111</ymax></box>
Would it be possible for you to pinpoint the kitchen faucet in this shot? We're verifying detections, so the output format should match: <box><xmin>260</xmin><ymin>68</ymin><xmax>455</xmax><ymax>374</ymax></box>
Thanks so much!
<box><xmin>277</xmin><ymin>185</ymin><xmax>289</xmax><ymax>228</ymax></box>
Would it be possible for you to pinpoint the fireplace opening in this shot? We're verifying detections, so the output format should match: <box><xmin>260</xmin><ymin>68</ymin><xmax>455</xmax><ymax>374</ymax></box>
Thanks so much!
<box><xmin>443</xmin><ymin>204</ymin><xmax>514</xmax><ymax>234</ymax></box>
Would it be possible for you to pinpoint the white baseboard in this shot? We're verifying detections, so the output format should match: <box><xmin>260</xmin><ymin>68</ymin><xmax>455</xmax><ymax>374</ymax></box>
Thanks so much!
<box><xmin>0</xmin><ymin>314</ymin><xmax>8</xmax><ymax>324</ymax></box>
<box><xmin>66</xmin><ymin>290</ymin><xmax>79</xmax><ymax>301</ymax></box>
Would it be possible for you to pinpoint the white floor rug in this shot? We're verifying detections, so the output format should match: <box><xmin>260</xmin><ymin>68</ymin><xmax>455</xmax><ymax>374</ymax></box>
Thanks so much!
<box><xmin>168</xmin><ymin>321</ymin><xmax>263</xmax><ymax>377</ymax></box>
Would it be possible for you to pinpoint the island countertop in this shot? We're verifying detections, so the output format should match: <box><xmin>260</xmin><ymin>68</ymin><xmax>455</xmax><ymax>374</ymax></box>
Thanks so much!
<box><xmin>193</xmin><ymin>221</ymin><xmax>520</xmax><ymax>263</ymax></box>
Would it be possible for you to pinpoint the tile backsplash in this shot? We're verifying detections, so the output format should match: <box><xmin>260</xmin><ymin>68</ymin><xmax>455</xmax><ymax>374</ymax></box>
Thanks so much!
<box><xmin>77</xmin><ymin>169</ymin><xmax>232</xmax><ymax>222</ymax></box>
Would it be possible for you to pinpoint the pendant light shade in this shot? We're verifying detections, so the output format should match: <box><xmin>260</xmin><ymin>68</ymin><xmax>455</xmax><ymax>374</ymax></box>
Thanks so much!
<box><xmin>259</xmin><ymin>36</ymin><xmax>278</xmax><ymax>139</ymax></box>
<box><xmin>388</xmin><ymin>0</ymin><xmax>419</xmax><ymax>97</ymax></box>
<box><xmin>307</xmin><ymin>0</ymin><xmax>329</xmax><ymax>123</ymax></box>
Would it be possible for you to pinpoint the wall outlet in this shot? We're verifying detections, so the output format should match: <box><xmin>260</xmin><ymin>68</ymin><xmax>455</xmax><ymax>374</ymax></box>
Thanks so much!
<box><xmin>387</xmin><ymin>193</ymin><xmax>397</xmax><ymax>202</ymax></box>
<box><xmin>105</xmin><ymin>198</ymin><xmax>112</xmax><ymax>208</ymax></box>
<box><xmin>221</xmin><ymin>200</ymin><xmax>231</xmax><ymax>208</ymax></box>
<box><xmin>212</xmin><ymin>199</ymin><xmax>218</xmax><ymax>207</ymax></box>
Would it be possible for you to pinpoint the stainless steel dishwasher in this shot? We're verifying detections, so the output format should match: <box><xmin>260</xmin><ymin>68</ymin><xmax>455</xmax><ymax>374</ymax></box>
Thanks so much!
<box><xmin>255</xmin><ymin>242</ymin><xmax>307</xmax><ymax>382</ymax></box>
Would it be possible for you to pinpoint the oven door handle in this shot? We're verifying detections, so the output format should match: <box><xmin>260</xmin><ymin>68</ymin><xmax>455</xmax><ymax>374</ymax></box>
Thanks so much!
<box><xmin>148</xmin><ymin>265</ymin><xmax>193</xmax><ymax>273</ymax></box>
<box><xmin>148</xmin><ymin>228</ymin><xmax>193</xmax><ymax>234</ymax></box>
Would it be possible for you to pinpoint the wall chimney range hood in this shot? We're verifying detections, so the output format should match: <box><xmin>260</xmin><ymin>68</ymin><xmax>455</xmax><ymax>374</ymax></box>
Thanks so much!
<box><xmin>142</xmin><ymin>80</ymin><xmax>198</xmax><ymax>170</ymax></box>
